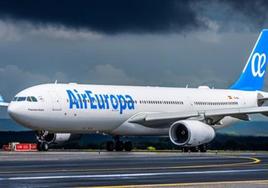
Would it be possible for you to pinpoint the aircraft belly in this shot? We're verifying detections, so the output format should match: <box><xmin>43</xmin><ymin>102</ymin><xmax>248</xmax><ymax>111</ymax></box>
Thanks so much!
<box><xmin>111</xmin><ymin>121</ymin><xmax>169</xmax><ymax>136</ymax></box>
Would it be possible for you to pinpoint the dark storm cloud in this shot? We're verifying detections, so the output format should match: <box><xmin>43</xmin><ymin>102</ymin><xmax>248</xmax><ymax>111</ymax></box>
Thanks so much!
<box><xmin>222</xmin><ymin>0</ymin><xmax>268</xmax><ymax>27</ymax></box>
<box><xmin>0</xmin><ymin>0</ymin><xmax>202</xmax><ymax>34</ymax></box>
<box><xmin>0</xmin><ymin>0</ymin><xmax>268</xmax><ymax>34</ymax></box>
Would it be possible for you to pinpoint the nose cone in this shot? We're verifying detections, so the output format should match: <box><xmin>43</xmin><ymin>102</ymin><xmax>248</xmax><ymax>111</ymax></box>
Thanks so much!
<box><xmin>8</xmin><ymin>103</ymin><xmax>17</xmax><ymax>117</ymax></box>
<box><xmin>8</xmin><ymin>103</ymin><xmax>24</xmax><ymax>123</ymax></box>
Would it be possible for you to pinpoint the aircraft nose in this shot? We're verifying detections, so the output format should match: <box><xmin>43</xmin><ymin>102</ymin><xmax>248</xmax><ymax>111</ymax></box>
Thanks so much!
<box><xmin>8</xmin><ymin>103</ymin><xmax>16</xmax><ymax>117</ymax></box>
<box><xmin>8</xmin><ymin>103</ymin><xmax>23</xmax><ymax>120</ymax></box>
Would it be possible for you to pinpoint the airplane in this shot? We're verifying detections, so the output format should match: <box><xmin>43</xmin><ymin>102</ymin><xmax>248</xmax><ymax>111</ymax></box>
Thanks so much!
<box><xmin>1</xmin><ymin>30</ymin><xmax>268</xmax><ymax>152</ymax></box>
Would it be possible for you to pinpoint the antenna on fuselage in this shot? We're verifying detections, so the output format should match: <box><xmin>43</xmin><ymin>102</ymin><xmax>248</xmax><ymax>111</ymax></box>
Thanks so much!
<box><xmin>54</xmin><ymin>80</ymin><xmax>58</xmax><ymax>84</ymax></box>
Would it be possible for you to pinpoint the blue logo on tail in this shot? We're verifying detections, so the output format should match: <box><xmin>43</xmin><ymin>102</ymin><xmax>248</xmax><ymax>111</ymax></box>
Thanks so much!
<box><xmin>231</xmin><ymin>29</ymin><xmax>268</xmax><ymax>91</ymax></box>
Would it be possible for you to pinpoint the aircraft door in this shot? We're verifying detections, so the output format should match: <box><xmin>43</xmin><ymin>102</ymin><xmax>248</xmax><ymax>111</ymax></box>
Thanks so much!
<box><xmin>186</xmin><ymin>96</ymin><xmax>195</xmax><ymax>111</ymax></box>
<box><xmin>49</xmin><ymin>90</ymin><xmax>62</xmax><ymax>111</ymax></box>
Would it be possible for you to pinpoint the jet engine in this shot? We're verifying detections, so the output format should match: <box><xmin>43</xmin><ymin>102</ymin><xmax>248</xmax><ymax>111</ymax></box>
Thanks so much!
<box><xmin>42</xmin><ymin>133</ymin><xmax>72</xmax><ymax>145</ymax></box>
<box><xmin>169</xmin><ymin>120</ymin><xmax>215</xmax><ymax>147</ymax></box>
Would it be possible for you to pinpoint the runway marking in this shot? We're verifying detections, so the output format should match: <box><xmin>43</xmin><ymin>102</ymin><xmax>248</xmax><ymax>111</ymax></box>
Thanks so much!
<box><xmin>89</xmin><ymin>180</ymin><xmax>268</xmax><ymax>188</ymax></box>
<box><xmin>0</xmin><ymin>156</ymin><xmax>261</xmax><ymax>174</ymax></box>
<box><xmin>0</xmin><ymin>168</ymin><xmax>267</xmax><ymax>181</ymax></box>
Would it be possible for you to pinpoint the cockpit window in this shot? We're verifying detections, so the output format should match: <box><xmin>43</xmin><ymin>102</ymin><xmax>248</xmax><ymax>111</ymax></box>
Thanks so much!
<box><xmin>13</xmin><ymin>96</ymin><xmax>38</xmax><ymax>102</ymax></box>
<box><xmin>31</xmin><ymin>96</ymin><xmax>38</xmax><ymax>102</ymax></box>
<box><xmin>12</xmin><ymin>97</ymin><xmax>18</xmax><ymax>101</ymax></box>
<box><xmin>26</xmin><ymin>96</ymin><xmax>38</xmax><ymax>102</ymax></box>
<box><xmin>17</xmin><ymin>97</ymin><xmax>26</xmax><ymax>101</ymax></box>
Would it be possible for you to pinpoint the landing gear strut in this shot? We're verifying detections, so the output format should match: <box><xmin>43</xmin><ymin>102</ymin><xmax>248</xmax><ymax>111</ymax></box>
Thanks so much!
<box><xmin>36</xmin><ymin>130</ymin><xmax>49</xmax><ymax>151</ymax></box>
<box><xmin>106</xmin><ymin>136</ymin><xmax>133</xmax><ymax>152</ymax></box>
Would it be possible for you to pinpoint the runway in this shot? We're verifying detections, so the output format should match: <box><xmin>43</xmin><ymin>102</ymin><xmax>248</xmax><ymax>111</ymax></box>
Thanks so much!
<box><xmin>0</xmin><ymin>151</ymin><xmax>267</xmax><ymax>187</ymax></box>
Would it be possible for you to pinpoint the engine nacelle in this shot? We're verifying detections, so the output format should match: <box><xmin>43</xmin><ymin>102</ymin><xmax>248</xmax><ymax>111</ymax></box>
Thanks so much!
<box><xmin>44</xmin><ymin>133</ymin><xmax>71</xmax><ymax>144</ymax></box>
<box><xmin>169</xmin><ymin>120</ymin><xmax>215</xmax><ymax>147</ymax></box>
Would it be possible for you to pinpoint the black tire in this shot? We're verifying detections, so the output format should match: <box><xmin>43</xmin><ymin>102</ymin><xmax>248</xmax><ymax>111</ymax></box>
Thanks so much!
<box><xmin>190</xmin><ymin>147</ymin><xmax>198</xmax><ymax>152</ymax></box>
<box><xmin>124</xmin><ymin>141</ymin><xmax>133</xmax><ymax>152</ymax></box>
<box><xmin>37</xmin><ymin>142</ymin><xmax>43</xmax><ymax>151</ymax></box>
<box><xmin>106</xmin><ymin>141</ymin><xmax>114</xmax><ymax>151</ymax></box>
<box><xmin>42</xmin><ymin>142</ymin><xmax>49</xmax><ymax>151</ymax></box>
<box><xmin>199</xmin><ymin>145</ymin><xmax>207</xmax><ymax>152</ymax></box>
<box><xmin>115</xmin><ymin>141</ymin><xmax>124</xmax><ymax>151</ymax></box>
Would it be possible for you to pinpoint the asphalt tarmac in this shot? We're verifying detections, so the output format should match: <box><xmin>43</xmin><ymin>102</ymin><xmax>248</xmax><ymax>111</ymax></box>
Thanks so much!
<box><xmin>0</xmin><ymin>151</ymin><xmax>267</xmax><ymax>187</ymax></box>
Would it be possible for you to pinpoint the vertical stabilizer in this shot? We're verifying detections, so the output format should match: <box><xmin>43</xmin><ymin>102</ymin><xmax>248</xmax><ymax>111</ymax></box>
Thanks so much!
<box><xmin>231</xmin><ymin>30</ymin><xmax>268</xmax><ymax>91</ymax></box>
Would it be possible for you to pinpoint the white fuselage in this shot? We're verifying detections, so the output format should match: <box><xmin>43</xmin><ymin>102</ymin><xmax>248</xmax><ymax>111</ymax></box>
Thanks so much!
<box><xmin>7</xmin><ymin>83</ymin><xmax>259</xmax><ymax>135</ymax></box>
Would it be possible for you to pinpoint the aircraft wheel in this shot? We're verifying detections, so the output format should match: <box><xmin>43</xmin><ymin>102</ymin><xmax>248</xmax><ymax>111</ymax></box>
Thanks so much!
<box><xmin>37</xmin><ymin>142</ymin><xmax>43</xmax><ymax>151</ymax></box>
<box><xmin>115</xmin><ymin>141</ymin><xmax>124</xmax><ymax>151</ymax></box>
<box><xmin>199</xmin><ymin>144</ymin><xmax>207</xmax><ymax>152</ymax></box>
<box><xmin>37</xmin><ymin>142</ymin><xmax>49</xmax><ymax>151</ymax></box>
<box><xmin>42</xmin><ymin>142</ymin><xmax>49</xmax><ymax>151</ymax></box>
<box><xmin>190</xmin><ymin>147</ymin><xmax>198</xmax><ymax>152</ymax></box>
<box><xmin>182</xmin><ymin>147</ymin><xmax>189</xmax><ymax>152</ymax></box>
<box><xmin>106</xmin><ymin>141</ymin><xmax>114</xmax><ymax>151</ymax></box>
<box><xmin>124</xmin><ymin>141</ymin><xmax>133</xmax><ymax>151</ymax></box>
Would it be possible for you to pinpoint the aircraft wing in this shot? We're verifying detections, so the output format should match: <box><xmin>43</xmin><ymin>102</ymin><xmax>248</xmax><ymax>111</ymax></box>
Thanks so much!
<box><xmin>129</xmin><ymin>106</ymin><xmax>268</xmax><ymax>128</ymax></box>
<box><xmin>0</xmin><ymin>102</ymin><xmax>9</xmax><ymax>107</ymax></box>
<box><xmin>129</xmin><ymin>111</ymin><xmax>200</xmax><ymax>128</ymax></box>
<box><xmin>0</xmin><ymin>95</ymin><xmax>9</xmax><ymax>107</ymax></box>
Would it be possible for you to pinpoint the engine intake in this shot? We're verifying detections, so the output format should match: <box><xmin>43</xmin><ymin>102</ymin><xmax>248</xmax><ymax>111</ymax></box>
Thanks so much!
<box><xmin>169</xmin><ymin>120</ymin><xmax>215</xmax><ymax>147</ymax></box>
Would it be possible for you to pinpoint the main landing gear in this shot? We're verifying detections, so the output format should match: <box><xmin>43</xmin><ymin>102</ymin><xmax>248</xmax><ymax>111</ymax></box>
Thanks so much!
<box><xmin>106</xmin><ymin>136</ymin><xmax>133</xmax><ymax>152</ymax></box>
<box><xmin>36</xmin><ymin>130</ymin><xmax>49</xmax><ymax>151</ymax></box>
<box><xmin>182</xmin><ymin>144</ymin><xmax>207</xmax><ymax>153</ymax></box>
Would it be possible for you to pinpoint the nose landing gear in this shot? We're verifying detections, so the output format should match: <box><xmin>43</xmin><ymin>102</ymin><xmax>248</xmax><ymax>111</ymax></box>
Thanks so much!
<box><xmin>37</xmin><ymin>141</ymin><xmax>49</xmax><ymax>151</ymax></box>
<box><xmin>36</xmin><ymin>130</ymin><xmax>50</xmax><ymax>151</ymax></box>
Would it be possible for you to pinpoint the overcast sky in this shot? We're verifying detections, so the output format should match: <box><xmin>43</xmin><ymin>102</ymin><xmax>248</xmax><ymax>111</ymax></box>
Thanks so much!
<box><xmin>0</xmin><ymin>0</ymin><xmax>268</xmax><ymax>99</ymax></box>
<box><xmin>0</xmin><ymin>0</ymin><xmax>268</xmax><ymax>134</ymax></box>
<box><xmin>0</xmin><ymin>1</ymin><xmax>268</xmax><ymax>109</ymax></box>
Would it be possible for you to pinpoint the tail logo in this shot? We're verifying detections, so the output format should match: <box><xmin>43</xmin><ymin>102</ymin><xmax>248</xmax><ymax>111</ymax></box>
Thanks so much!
<box><xmin>250</xmin><ymin>52</ymin><xmax>266</xmax><ymax>77</ymax></box>
<box><xmin>251</xmin><ymin>53</ymin><xmax>266</xmax><ymax>78</ymax></box>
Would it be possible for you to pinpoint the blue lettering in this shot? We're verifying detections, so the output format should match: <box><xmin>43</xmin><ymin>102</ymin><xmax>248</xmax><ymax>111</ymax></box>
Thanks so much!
<box><xmin>103</xmin><ymin>94</ymin><xmax>110</xmax><ymax>109</ymax></box>
<box><xmin>95</xmin><ymin>94</ymin><xmax>105</xmax><ymax>109</ymax></box>
<box><xmin>74</xmin><ymin>89</ymin><xmax>83</xmax><ymax>109</ymax></box>
<box><xmin>117</xmin><ymin>95</ymin><xmax>127</xmax><ymax>114</ymax></box>
<box><xmin>110</xmin><ymin>95</ymin><xmax>119</xmax><ymax>109</ymax></box>
<box><xmin>125</xmin><ymin>95</ymin><xmax>135</xmax><ymax>109</ymax></box>
<box><xmin>85</xmin><ymin>90</ymin><xmax>97</xmax><ymax>109</ymax></box>
<box><xmin>81</xmin><ymin>93</ymin><xmax>88</xmax><ymax>109</ymax></box>
<box><xmin>66</xmin><ymin>89</ymin><xmax>135</xmax><ymax>113</ymax></box>
<box><xmin>67</xmin><ymin>90</ymin><xmax>79</xmax><ymax>109</ymax></box>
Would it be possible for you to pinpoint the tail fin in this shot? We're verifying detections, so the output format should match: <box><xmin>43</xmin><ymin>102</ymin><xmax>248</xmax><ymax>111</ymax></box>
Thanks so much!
<box><xmin>231</xmin><ymin>29</ymin><xmax>268</xmax><ymax>91</ymax></box>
